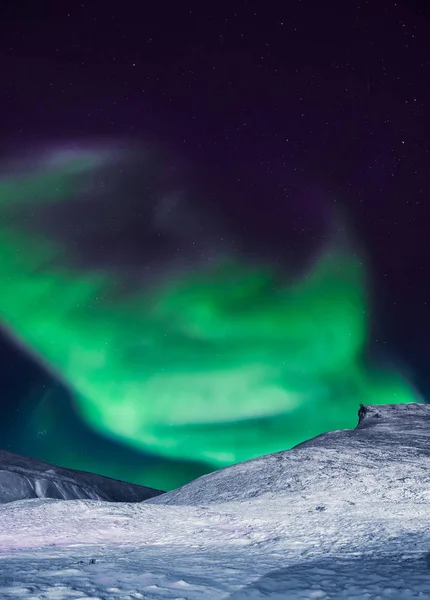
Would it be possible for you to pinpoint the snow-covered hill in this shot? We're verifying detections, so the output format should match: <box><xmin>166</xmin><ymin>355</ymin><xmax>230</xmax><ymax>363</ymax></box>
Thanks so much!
<box><xmin>1</xmin><ymin>403</ymin><xmax>430</xmax><ymax>599</ymax></box>
<box><xmin>147</xmin><ymin>403</ymin><xmax>430</xmax><ymax>507</ymax></box>
<box><xmin>0</xmin><ymin>449</ymin><xmax>164</xmax><ymax>503</ymax></box>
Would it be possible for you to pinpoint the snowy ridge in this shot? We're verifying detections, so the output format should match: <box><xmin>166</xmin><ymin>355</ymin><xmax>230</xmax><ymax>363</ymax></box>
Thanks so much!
<box><xmin>2</xmin><ymin>403</ymin><xmax>430</xmax><ymax>599</ymax></box>
<box><xmin>147</xmin><ymin>402</ymin><xmax>430</xmax><ymax>507</ymax></box>
<box><xmin>0</xmin><ymin>449</ymin><xmax>164</xmax><ymax>503</ymax></box>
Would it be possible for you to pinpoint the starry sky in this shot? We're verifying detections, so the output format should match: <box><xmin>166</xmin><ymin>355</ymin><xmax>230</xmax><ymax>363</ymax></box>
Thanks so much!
<box><xmin>0</xmin><ymin>0</ymin><xmax>428</xmax><ymax>486</ymax></box>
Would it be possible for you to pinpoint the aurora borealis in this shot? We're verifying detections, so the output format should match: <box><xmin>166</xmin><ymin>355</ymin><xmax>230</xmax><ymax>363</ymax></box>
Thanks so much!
<box><xmin>0</xmin><ymin>142</ymin><xmax>420</xmax><ymax>489</ymax></box>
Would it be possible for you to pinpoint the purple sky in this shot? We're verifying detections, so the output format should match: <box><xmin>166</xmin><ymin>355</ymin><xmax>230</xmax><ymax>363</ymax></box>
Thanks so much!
<box><xmin>0</xmin><ymin>0</ymin><xmax>429</xmax><ymax>386</ymax></box>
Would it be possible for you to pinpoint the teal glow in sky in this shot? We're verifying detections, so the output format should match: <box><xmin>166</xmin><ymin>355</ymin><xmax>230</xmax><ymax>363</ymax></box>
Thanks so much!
<box><xmin>0</xmin><ymin>142</ymin><xmax>419</xmax><ymax>489</ymax></box>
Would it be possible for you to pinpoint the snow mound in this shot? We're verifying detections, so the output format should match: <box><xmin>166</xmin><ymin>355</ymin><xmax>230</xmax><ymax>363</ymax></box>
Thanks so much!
<box><xmin>0</xmin><ymin>450</ymin><xmax>164</xmax><ymax>503</ymax></box>
<box><xmin>147</xmin><ymin>403</ymin><xmax>430</xmax><ymax>506</ymax></box>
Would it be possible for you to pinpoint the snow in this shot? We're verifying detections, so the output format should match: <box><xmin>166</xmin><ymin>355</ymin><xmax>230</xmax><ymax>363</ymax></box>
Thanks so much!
<box><xmin>0</xmin><ymin>450</ymin><xmax>163</xmax><ymax>503</ymax></box>
<box><xmin>147</xmin><ymin>403</ymin><xmax>430</xmax><ymax>507</ymax></box>
<box><xmin>1</xmin><ymin>403</ymin><xmax>430</xmax><ymax>598</ymax></box>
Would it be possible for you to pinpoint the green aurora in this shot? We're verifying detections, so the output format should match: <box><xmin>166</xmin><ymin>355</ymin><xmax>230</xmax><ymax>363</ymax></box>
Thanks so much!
<box><xmin>0</xmin><ymin>144</ymin><xmax>420</xmax><ymax>489</ymax></box>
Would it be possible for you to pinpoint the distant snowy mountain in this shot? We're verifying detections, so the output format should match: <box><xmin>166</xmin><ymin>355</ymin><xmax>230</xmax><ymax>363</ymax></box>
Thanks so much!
<box><xmin>0</xmin><ymin>450</ymin><xmax>164</xmax><ymax>503</ymax></box>
<box><xmin>147</xmin><ymin>403</ymin><xmax>430</xmax><ymax>506</ymax></box>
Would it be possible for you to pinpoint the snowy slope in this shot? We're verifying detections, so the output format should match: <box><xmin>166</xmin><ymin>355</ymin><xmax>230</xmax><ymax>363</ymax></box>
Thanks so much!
<box><xmin>0</xmin><ymin>449</ymin><xmax>164</xmax><ymax>503</ymax></box>
<box><xmin>1</xmin><ymin>403</ymin><xmax>430</xmax><ymax>599</ymax></box>
<box><xmin>147</xmin><ymin>403</ymin><xmax>430</xmax><ymax>506</ymax></box>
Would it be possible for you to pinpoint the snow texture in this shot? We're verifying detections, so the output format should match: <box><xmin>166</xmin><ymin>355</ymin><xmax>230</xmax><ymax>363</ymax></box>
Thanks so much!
<box><xmin>0</xmin><ymin>450</ymin><xmax>163</xmax><ymax>503</ymax></box>
<box><xmin>148</xmin><ymin>402</ymin><xmax>430</xmax><ymax>506</ymax></box>
<box><xmin>1</xmin><ymin>403</ymin><xmax>430</xmax><ymax>599</ymax></box>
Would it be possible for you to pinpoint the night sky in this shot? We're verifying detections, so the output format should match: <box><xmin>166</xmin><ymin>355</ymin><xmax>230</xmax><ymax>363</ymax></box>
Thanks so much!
<box><xmin>0</xmin><ymin>0</ymin><xmax>429</xmax><ymax>490</ymax></box>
